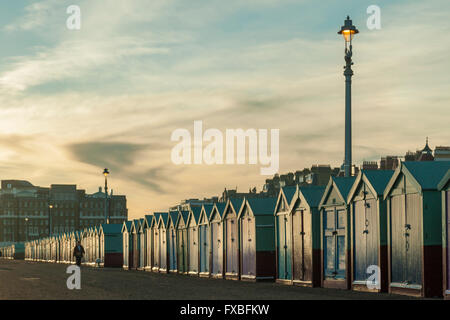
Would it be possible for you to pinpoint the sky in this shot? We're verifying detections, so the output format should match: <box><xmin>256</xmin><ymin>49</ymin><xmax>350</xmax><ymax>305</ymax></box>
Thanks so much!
<box><xmin>0</xmin><ymin>0</ymin><xmax>449</xmax><ymax>219</ymax></box>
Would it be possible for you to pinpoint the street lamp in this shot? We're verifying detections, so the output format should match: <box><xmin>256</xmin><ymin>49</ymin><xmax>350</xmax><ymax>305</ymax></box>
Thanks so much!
<box><xmin>25</xmin><ymin>218</ymin><xmax>29</xmax><ymax>242</ymax></box>
<box><xmin>48</xmin><ymin>204</ymin><xmax>53</xmax><ymax>237</ymax></box>
<box><xmin>338</xmin><ymin>16</ymin><xmax>359</xmax><ymax>177</ymax></box>
<box><xmin>103</xmin><ymin>168</ymin><xmax>109</xmax><ymax>224</ymax></box>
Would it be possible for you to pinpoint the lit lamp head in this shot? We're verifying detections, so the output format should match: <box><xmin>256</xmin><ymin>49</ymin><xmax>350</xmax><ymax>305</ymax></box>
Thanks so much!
<box><xmin>49</xmin><ymin>204</ymin><xmax>53</xmax><ymax>209</ymax></box>
<box><xmin>338</xmin><ymin>16</ymin><xmax>359</xmax><ymax>44</ymax></box>
<box><xmin>103</xmin><ymin>168</ymin><xmax>109</xmax><ymax>177</ymax></box>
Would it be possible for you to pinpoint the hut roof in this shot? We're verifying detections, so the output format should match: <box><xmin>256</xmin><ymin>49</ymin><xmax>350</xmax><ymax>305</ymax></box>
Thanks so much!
<box><xmin>299</xmin><ymin>185</ymin><xmax>326</xmax><ymax>207</ymax></box>
<box><xmin>246</xmin><ymin>197</ymin><xmax>277</xmax><ymax>216</ymax></box>
<box><xmin>403</xmin><ymin>161</ymin><xmax>450</xmax><ymax>190</ymax></box>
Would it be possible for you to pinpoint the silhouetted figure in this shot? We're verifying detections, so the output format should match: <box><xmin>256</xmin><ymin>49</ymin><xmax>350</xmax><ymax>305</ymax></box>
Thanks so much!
<box><xmin>73</xmin><ymin>241</ymin><xmax>85</xmax><ymax>266</ymax></box>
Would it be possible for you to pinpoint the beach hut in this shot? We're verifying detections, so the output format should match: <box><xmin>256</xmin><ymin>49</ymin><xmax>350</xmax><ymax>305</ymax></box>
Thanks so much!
<box><xmin>176</xmin><ymin>210</ymin><xmax>190</xmax><ymax>274</ymax></box>
<box><xmin>210</xmin><ymin>203</ymin><xmax>226</xmax><ymax>278</ymax></box>
<box><xmin>238</xmin><ymin>197</ymin><xmax>277</xmax><ymax>281</ymax></box>
<box><xmin>151</xmin><ymin>213</ymin><xmax>163</xmax><ymax>271</ymax></box>
<box><xmin>186</xmin><ymin>206</ymin><xmax>202</xmax><ymax>276</ymax></box>
<box><xmin>143</xmin><ymin>215</ymin><xmax>154</xmax><ymax>271</ymax></box>
<box><xmin>384</xmin><ymin>161</ymin><xmax>450</xmax><ymax>297</ymax></box>
<box><xmin>168</xmin><ymin>211</ymin><xmax>179</xmax><ymax>273</ymax></box>
<box><xmin>158</xmin><ymin>213</ymin><xmax>169</xmax><ymax>273</ymax></box>
<box><xmin>347</xmin><ymin>170</ymin><xmax>394</xmax><ymax>292</ymax></box>
<box><xmin>290</xmin><ymin>185</ymin><xmax>326</xmax><ymax>287</ymax></box>
<box><xmin>137</xmin><ymin>218</ymin><xmax>146</xmax><ymax>270</ymax></box>
<box><xmin>439</xmin><ymin>170</ymin><xmax>450</xmax><ymax>299</ymax></box>
<box><xmin>129</xmin><ymin>220</ymin><xmax>141</xmax><ymax>270</ymax></box>
<box><xmin>223</xmin><ymin>198</ymin><xmax>244</xmax><ymax>280</ymax></box>
<box><xmin>121</xmin><ymin>221</ymin><xmax>133</xmax><ymax>270</ymax></box>
<box><xmin>199</xmin><ymin>204</ymin><xmax>214</xmax><ymax>277</ymax></box>
<box><xmin>319</xmin><ymin>176</ymin><xmax>356</xmax><ymax>289</ymax></box>
<box><xmin>274</xmin><ymin>186</ymin><xmax>296</xmax><ymax>284</ymax></box>
<box><xmin>98</xmin><ymin>224</ymin><xmax>123</xmax><ymax>267</ymax></box>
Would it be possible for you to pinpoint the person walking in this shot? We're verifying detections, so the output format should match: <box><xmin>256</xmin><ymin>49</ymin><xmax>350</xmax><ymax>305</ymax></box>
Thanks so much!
<box><xmin>73</xmin><ymin>241</ymin><xmax>85</xmax><ymax>267</ymax></box>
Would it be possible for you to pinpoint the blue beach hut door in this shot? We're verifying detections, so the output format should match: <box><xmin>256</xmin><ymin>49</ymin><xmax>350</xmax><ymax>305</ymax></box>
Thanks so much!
<box><xmin>324</xmin><ymin>208</ymin><xmax>346</xmax><ymax>279</ymax></box>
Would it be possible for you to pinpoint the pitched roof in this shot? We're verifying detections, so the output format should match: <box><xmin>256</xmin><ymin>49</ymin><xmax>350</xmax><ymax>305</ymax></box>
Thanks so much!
<box><xmin>202</xmin><ymin>204</ymin><xmax>215</xmax><ymax>220</ymax></box>
<box><xmin>190</xmin><ymin>206</ymin><xmax>202</xmax><ymax>224</ymax></box>
<box><xmin>169</xmin><ymin>211</ymin><xmax>179</xmax><ymax>225</ymax></box>
<box><xmin>299</xmin><ymin>185</ymin><xmax>326</xmax><ymax>207</ymax></box>
<box><xmin>246</xmin><ymin>197</ymin><xmax>277</xmax><ymax>215</ymax></box>
<box><xmin>363</xmin><ymin>170</ymin><xmax>395</xmax><ymax>195</ymax></box>
<box><xmin>100</xmin><ymin>224</ymin><xmax>122</xmax><ymax>234</ymax></box>
<box><xmin>282</xmin><ymin>186</ymin><xmax>297</xmax><ymax>205</ymax></box>
<box><xmin>403</xmin><ymin>161</ymin><xmax>450</xmax><ymax>190</ymax></box>
<box><xmin>333</xmin><ymin>176</ymin><xmax>356</xmax><ymax>200</ymax></box>
<box><xmin>214</xmin><ymin>202</ymin><xmax>227</xmax><ymax>218</ymax></box>
<box><xmin>230</xmin><ymin>198</ymin><xmax>244</xmax><ymax>213</ymax></box>
<box><xmin>158</xmin><ymin>212</ymin><xmax>169</xmax><ymax>227</ymax></box>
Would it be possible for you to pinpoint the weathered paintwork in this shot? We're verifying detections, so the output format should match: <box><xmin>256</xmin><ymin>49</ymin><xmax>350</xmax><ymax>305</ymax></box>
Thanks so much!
<box><xmin>319</xmin><ymin>176</ymin><xmax>356</xmax><ymax>289</ymax></box>
<box><xmin>347</xmin><ymin>170</ymin><xmax>393</xmax><ymax>292</ymax></box>
<box><xmin>275</xmin><ymin>186</ymin><xmax>295</xmax><ymax>283</ymax></box>
<box><xmin>168</xmin><ymin>211</ymin><xmax>179</xmax><ymax>273</ymax></box>
<box><xmin>210</xmin><ymin>203</ymin><xmax>226</xmax><ymax>278</ymax></box>
<box><xmin>384</xmin><ymin>161</ymin><xmax>450</xmax><ymax>298</ymax></box>
<box><xmin>121</xmin><ymin>221</ymin><xmax>133</xmax><ymax>270</ymax></box>
<box><xmin>238</xmin><ymin>197</ymin><xmax>277</xmax><ymax>281</ymax></box>
<box><xmin>176</xmin><ymin>210</ymin><xmax>189</xmax><ymax>274</ymax></box>
<box><xmin>199</xmin><ymin>204</ymin><xmax>214</xmax><ymax>277</ymax></box>
<box><xmin>224</xmin><ymin>199</ymin><xmax>243</xmax><ymax>280</ymax></box>
<box><xmin>187</xmin><ymin>206</ymin><xmax>202</xmax><ymax>276</ymax></box>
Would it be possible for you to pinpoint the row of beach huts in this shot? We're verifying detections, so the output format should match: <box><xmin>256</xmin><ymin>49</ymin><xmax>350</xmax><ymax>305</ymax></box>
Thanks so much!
<box><xmin>1</xmin><ymin>161</ymin><xmax>450</xmax><ymax>298</ymax></box>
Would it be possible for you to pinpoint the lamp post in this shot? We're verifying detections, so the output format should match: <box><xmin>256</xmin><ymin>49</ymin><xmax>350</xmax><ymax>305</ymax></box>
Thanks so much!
<box><xmin>103</xmin><ymin>168</ymin><xmax>110</xmax><ymax>224</ymax></box>
<box><xmin>338</xmin><ymin>16</ymin><xmax>359</xmax><ymax>177</ymax></box>
<box><xmin>48</xmin><ymin>204</ymin><xmax>53</xmax><ymax>237</ymax></box>
<box><xmin>25</xmin><ymin>218</ymin><xmax>29</xmax><ymax>242</ymax></box>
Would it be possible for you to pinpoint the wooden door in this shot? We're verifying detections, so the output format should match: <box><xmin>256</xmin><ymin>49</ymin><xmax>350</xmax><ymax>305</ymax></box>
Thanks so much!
<box><xmin>324</xmin><ymin>208</ymin><xmax>346</xmax><ymax>279</ymax></box>
<box><xmin>242</xmin><ymin>216</ymin><xmax>256</xmax><ymax>277</ymax></box>
<box><xmin>199</xmin><ymin>224</ymin><xmax>209</xmax><ymax>273</ymax></box>
<box><xmin>226</xmin><ymin>217</ymin><xmax>238</xmax><ymax>274</ymax></box>
<box><xmin>293</xmin><ymin>209</ymin><xmax>312</xmax><ymax>282</ymax></box>
<box><xmin>390</xmin><ymin>195</ymin><xmax>406</xmax><ymax>283</ymax></box>
<box><xmin>277</xmin><ymin>214</ymin><xmax>291</xmax><ymax>279</ymax></box>
<box><xmin>188</xmin><ymin>227</ymin><xmax>198</xmax><ymax>273</ymax></box>
<box><xmin>211</xmin><ymin>222</ymin><xmax>223</xmax><ymax>275</ymax></box>
<box><xmin>160</xmin><ymin>229</ymin><xmax>167</xmax><ymax>270</ymax></box>
<box><xmin>405</xmin><ymin>193</ymin><xmax>422</xmax><ymax>285</ymax></box>
<box><xmin>153</xmin><ymin>229</ymin><xmax>160</xmax><ymax>269</ymax></box>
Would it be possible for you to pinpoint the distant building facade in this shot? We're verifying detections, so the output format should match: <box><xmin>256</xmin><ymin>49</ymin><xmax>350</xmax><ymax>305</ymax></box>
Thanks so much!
<box><xmin>0</xmin><ymin>180</ymin><xmax>128</xmax><ymax>243</ymax></box>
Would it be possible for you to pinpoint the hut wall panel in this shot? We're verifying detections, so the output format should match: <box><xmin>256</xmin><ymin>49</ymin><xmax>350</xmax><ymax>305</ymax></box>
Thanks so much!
<box><xmin>225</xmin><ymin>217</ymin><xmax>239</xmax><ymax>276</ymax></box>
<box><xmin>188</xmin><ymin>226</ymin><xmax>198</xmax><ymax>273</ymax></box>
<box><xmin>211</xmin><ymin>221</ymin><xmax>223</xmax><ymax>276</ymax></box>
<box><xmin>199</xmin><ymin>225</ymin><xmax>209</xmax><ymax>274</ymax></box>
<box><xmin>168</xmin><ymin>228</ymin><xmax>177</xmax><ymax>271</ymax></box>
<box><xmin>241</xmin><ymin>216</ymin><xmax>256</xmax><ymax>277</ymax></box>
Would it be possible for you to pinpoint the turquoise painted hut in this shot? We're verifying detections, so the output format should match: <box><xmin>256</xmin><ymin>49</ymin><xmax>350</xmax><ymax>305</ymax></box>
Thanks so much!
<box><xmin>199</xmin><ymin>204</ymin><xmax>214</xmax><ymax>277</ymax></box>
<box><xmin>238</xmin><ymin>197</ymin><xmax>277</xmax><ymax>281</ymax></box>
<box><xmin>274</xmin><ymin>186</ymin><xmax>297</xmax><ymax>284</ymax></box>
<box><xmin>99</xmin><ymin>224</ymin><xmax>123</xmax><ymax>267</ymax></box>
<box><xmin>121</xmin><ymin>221</ymin><xmax>133</xmax><ymax>270</ymax></box>
<box><xmin>210</xmin><ymin>202</ymin><xmax>227</xmax><ymax>278</ymax></box>
<box><xmin>319</xmin><ymin>176</ymin><xmax>356</xmax><ymax>289</ymax></box>
<box><xmin>289</xmin><ymin>185</ymin><xmax>326</xmax><ymax>287</ymax></box>
<box><xmin>187</xmin><ymin>206</ymin><xmax>202</xmax><ymax>276</ymax></box>
<box><xmin>168</xmin><ymin>211</ymin><xmax>179</xmax><ymax>273</ymax></box>
<box><xmin>143</xmin><ymin>215</ymin><xmax>154</xmax><ymax>271</ymax></box>
<box><xmin>347</xmin><ymin>170</ymin><xmax>394</xmax><ymax>292</ymax></box>
<box><xmin>158</xmin><ymin>212</ymin><xmax>169</xmax><ymax>273</ymax></box>
<box><xmin>223</xmin><ymin>198</ymin><xmax>244</xmax><ymax>280</ymax></box>
<box><xmin>384</xmin><ymin>161</ymin><xmax>450</xmax><ymax>298</ymax></box>
<box><xmin>176</xmin><ymin>210</ymin><xmax>190</xmax><ymax>274</ymax></box>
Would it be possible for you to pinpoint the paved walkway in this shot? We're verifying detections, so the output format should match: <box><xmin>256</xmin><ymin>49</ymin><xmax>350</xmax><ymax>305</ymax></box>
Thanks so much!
<box><xmin>0</xmin><ymin>259</ymin><xmax>419</xmax><ymax>300</ymax></box>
